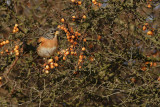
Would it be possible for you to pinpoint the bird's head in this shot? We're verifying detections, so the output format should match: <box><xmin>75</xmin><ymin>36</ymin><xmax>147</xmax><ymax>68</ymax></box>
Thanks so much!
<box><xmin>48</xmin><ymin>27</ymin><xmax>60</xmax><ymax>38</ymax></box>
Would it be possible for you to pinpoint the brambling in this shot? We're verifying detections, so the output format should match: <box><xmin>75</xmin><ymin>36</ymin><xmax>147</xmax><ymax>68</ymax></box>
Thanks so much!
<box><xmin>37</xmin><ymin>28</ymin><xmax>60</xmax><ymax>58</ymax></box>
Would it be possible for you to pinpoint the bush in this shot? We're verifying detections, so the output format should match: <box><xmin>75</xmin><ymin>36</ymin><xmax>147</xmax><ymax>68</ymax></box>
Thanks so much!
<box><xmin>0</xmin><ymin>0</ymin><xmax>160</xmax><ymax>106</ymax></box>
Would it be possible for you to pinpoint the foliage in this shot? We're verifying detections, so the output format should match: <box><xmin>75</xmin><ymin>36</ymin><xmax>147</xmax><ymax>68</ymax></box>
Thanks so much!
<box><xmin>0</xmin><ymin>0</ymin><xmax>160</xmax><ymax>106</ymax></box>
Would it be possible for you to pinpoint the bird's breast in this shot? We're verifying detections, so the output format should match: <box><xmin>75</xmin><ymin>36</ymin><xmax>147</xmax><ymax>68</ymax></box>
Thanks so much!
<box><xmin>37</xmin><ymin>36</ymin><xmax>58</xmax><ymax>57</ymax></box>
<box><xmin>37</xmin><ymin>45</ymin><xmax>57</xmax><ymax>58</ymax></box>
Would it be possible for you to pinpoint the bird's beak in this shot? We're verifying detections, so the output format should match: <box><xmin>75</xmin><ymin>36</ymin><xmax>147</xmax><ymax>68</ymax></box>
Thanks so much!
<box><xmin>55</xmin><ymin>31</ymin><xmax>60</xmax><ymax>36</ymax></box>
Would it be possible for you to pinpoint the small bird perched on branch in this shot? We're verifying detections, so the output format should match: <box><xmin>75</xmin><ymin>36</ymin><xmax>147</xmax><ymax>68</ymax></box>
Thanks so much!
<box><xmin>37</xmin><ymin>28</ymin><xmax>60</xmax><ymax>58</ymax></box>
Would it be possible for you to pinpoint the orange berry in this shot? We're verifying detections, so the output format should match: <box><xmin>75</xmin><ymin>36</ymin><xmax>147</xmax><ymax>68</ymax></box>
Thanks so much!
<box><xmin>70</xmin><ymin>45</ymin><xmax>74</xmax><ymax>48</ymax></box>
<box><xmin>15</xmin><ymin>45</ymin><xmax>19</xmax><ymax>50</ymax></box>
<box><xmin>98</xmin><ymin>3</ymin><xmax>102</xmax><ymax>7</ymax></box>
<box><xmin>48</xmin><ymin>59</ymin><xmax>53</xmax><ymax>63</ymax></box>
<box><xmin>14</xmin><ymin>49</ymin><xmax>19</xmax><ymax>53</ymax></box>
<box><xmin>131</xmin><ymin>78</ymin><xmax>136</xmax><ymax>83</ymax></box>
<box><xmin>45</xmin><ymin>70</ymin><xmax>49</xmax><ymax>74</ymax></box>
<box><xmin>92</xmin><ymin>0</ymin><xmax>96</xmax><ymax>3</ymax></box>
<box><xmin>50</xmin><ymin>62</ymin><xmax>54</xmax><ymax>66</ymax></box>
<box><xmin>66</xmin><ymin>48</ymin><xmax>69</xmax><ymax>51</ymax></box>
<box><xmin>5</xmin><ymin>40</ymin><xmax>9</xmax><ymax>44</ymax></box>
<box><xmin>43</xmin><ymin>63</ymin><xmax>47</xmax><ymax>67</ymax></box>
<box><xmin>72</xmin><ymin>35</ymin><xmax>75</xmax><ymax>39</ymax></box>
<box><xmin>97</xmin><ymin>35</ymin><xmax>101</xmax><ymax>40</ymax></box>
<box><xmin>157</xmin><ymin>77</ymin><xmax>160</xmax><ymax>81</ymax></box>
<box><xmin>145</xmin><ymin>62</ymin><xmax>149</xmax><ymax>65</ymax></box>
<box><xmin>145</xmin><ymin>23</ymin><xmax>149</xmax><ymax>26</ymax></box>
<box><xmin>147</xmin><ymin>31</ymin><xmax>153</xmax><ymax>35</ymax></box>
<box><xmin>79</xmin><ymin>66</ymin><xmax>82</xmax><ymax>69</ymax></box>
<box><xmin>152</xmin><ymin>54</ymin><xmax>156</xmax><ymax>58</ymax></box>
<box><xmin>75</xmin><ymin>31</ymin><xmax>78</xmax><ymax>35</ymax></box>
<box><xmin>153</xmin><ymin>62</ymin><xmax>157</xmax><ymax>67</ymax></box>
<box><xmin>147</xmin><ymin>4</ymin><xmax>151</xmax><ymax>8</ymax></box>
<box><xmin>74</xmin><ymin>51</ymin><xmax>77</xmax><ymax>56</ymax></box>
<box><xmin>15</xmin><ymin>52</ymin><xmax>19</xmax><ymax>56</ymax></box>
<box><xmin>68</xmin><ymin>39</ymin><xmax>71</xmax><ymax>42</ymax></box>
<box><xmin>1</xmin><ymin>51</ymin><xmax>4</xmax><ymax>54</ymax></box>
<box><xmin>65</xmin><ymin>51</ymin><xmax>69</xmax><ymax>55</ymax></box>
<box><xmin>61</xmin><ymin>49</ymin><xmax>66</xmax><ymax>54</ymax></box>
<box><xmin>78</xmin><ymin>1</ymin><xmax>82</xmax><ymax>5</ymax></box>
<box><xmin>78</xmin><ymin>33</ymin><xmax>81</xmax><ymax>36</ymax></box>
<box><xmin>66</xmin><ymin>33</ymin><xmax>70</xmax><ymax>36</ymax></box>
<box><xmin>71</xmin><ymin>50</ymin><xmax>75</xmax><ymax>55</ymax></box>
<box><xmin>82</xmin><ymin>15</ymin><xmax>86</xmax><ymax>19</ymax></box>
<box><xmin>15</xmin><ymin>28</ymin><xmax>19</xmax><ymax>32</ymax></box>
<box><xmin>0</xmin><ymin>76</ymin><xmax>2</xmax><ymax>80</ymax></box>
<box><xmin>71</xmin><ymin>0</ymin><xmax>75</xmax><ymax>2</ymax></box>
<box><xmin>149</xmin><ymin>62</ymin><xmax>153</xmax><ymax>67</ymax></box>
<box><xmin>63</xmin><ymin>56</ymin><xmax>66</xmax><ymax>60</ymax></box>
<box><xmin>0</xmin><ymin>42</ymin><xmax>3</xmax><ymax>46</ymax></box>
<box><xmin>70</xmin><ymin>48</ymin><xmax>73</xmax><ymax>51</ymax></box>
<box><xmin>2</xmin><ymin>41</ymin><xmax>6</xmax><ymax>45</ymax></box>
<box><xmin>93</xmin><ymin>1</ymin><xmax>97</xmax><ymax>5</ymax></box>
<box><xmin>45</xmin><ymin>65</ymin><xmax>50</xmax><ymax>70</ymax></box>
<box><xmin>72</xmin><ymin>18</ymin><xmax>75</xmax><ymax>21</ymax></box>
<box><xmin>57</xmin><ymin>51</ymin><xmax>61</xmax><ymax>55</ymax></box>
<box><xmin>70</xmin><ymin>39</ymin><xmax>74</xmax><ymax>43</ymax></box>
<box><xmin>54</xmin><ymin>63</ymin><xmax>58</xmax><ymax>67</ymax></box>
<box><xmin>73</xmin><ymin>71</ymin><xmax>78</xmax><ymax>74</ymax></box>
<box><xmin>73</xmin><ymin>42</ymin><xmax>77</xmax><ymax>46</ymax></box>
<box><xmin>143</xmin><ymin>26</ymin><xmax>147</xmax><ymax>31</ymax></box>
<box><xmin>57</xmin><ymin>25</ymin><xmax>61</xmax><ymax>28</ymax></box>
<box><xmin>147</xmin><ymin>55</ymin><xmax>150</xmax><ymax>58</ymax></box>
<box><xmin>13</xmin><ymin>26</ymin><xmax>17</xmax><ymax>30</ymax></box>
<box><xmin>70</xmin><ymin>27</ymin><xmax>74</xmax><ymax>33</ymax></box>
<box><xmin>14</xmin><ymin>49</ymin><xmax>18</xmax><ymax>52</ymax></box>
<box><xmin>13</xmin><ymin>29</ymin><xmax>16</xmax><ymax>33</ymax></box>
<box><xmin>50</xmin><ymin>65</ymin><xmax>54</xmax><ymax>69</ymax></box>
<box><xmin>71</xmin><ymin>51</ymin><xmax>74</xmax><ymax>55</ymax></box>
<box><xmin>61</xmin><ymin>18</ymin><xmax>65</xmax><ymax>23</ymax></box>
<box><xmin>5</xmin><ymin>49</ymin><xmax>9</xmax><ymax>53</ymax></box>
<box><xmin>61</xmin><ymin>27</ymin><xmax>65</xmax><ymax>30</ymax></box>
<box><xmin>72</xmin><ymin>16</ymin><xmax>76</xmax><ymax>19</ymax></box>
<box><xmin>60</xmin><ymin>26</ymin><xmax>64</xmax><ymax>30</ymax></box>
<box><xmin>89</xmin><ymin>56</ymin><xmax>94</xmax><ymax>62</ymax></box>
<box><xmin>67</xmin><ymin>35</ymin><xmax>70</xmax><ymax>39</ymax></box>
<box><xmin>141</xmin><ymin>66</ymin><xmax>147</xmax><ymax>71</ymax></box>
<box><xmin>54</xmin><ymin>56</ymin><xmax>59</xmax><ymax>61</ymax></box>
<box><xmin>78</xmin><ymin>62</ymin><xmax>80</xmax><ymax>65</ymax></box>
<box><xmin>82</xmin><ymin>47</ymin><xmax>85</xmax><ymax>51</ymax></box>
<box><xmin>15</xmin><ymin>24</ymin><xmax>18</xmax><ymax>27</ymax></box>
<box><xmin>64</xmin><ymin>29</ymin><xmax>68</xmax><ymax>33</ymax></box>
<box><xmin>79</xmin><ymin>55</ymin><xmax>83</xmax><ymax>59</ymax></box>
<box><xmin>83</xmin><ymin>38</ymin><xmax>86</xmax><ymax>42</ymax></box>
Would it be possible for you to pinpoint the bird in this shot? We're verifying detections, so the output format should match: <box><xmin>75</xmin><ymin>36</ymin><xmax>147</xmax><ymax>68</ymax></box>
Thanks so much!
<box><xmin>37</xmin><ymin>28</ymin><xmax>60</xmax><ymax>58</ymax></box>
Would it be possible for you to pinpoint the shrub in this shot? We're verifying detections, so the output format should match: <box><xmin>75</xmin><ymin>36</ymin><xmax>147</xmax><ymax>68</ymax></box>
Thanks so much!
<box><xmin>0</xmin><ymin>0</ymin><xmax>160</xmax><ymax>106</ymax></box>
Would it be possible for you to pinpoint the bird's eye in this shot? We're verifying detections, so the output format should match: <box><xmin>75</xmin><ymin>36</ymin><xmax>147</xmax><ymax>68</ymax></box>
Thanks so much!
<box><xmin>50</xmin><ymin>30</ymin><xmax>55</xmax><ymax>34</ymax></box>
<box><xmin>37</xmin><ymin>41</ymin><xmax>41</xmax><ymax>45</ymax></box>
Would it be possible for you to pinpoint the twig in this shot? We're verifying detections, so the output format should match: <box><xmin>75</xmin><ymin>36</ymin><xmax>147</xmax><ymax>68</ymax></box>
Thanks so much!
<box><xmin>0</xmin><ymin>56</ymin><xmax>19</xmax><ymax>87</ymax></box>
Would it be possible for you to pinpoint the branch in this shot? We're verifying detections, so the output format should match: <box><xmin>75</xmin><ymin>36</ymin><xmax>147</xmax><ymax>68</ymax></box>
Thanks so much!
<box><xmin>0</xmin><ymin>56</ymin><xmax>19</xmax><ymax>87</ymax></box>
